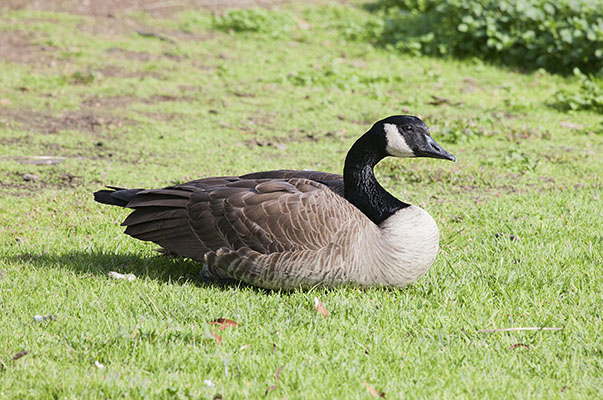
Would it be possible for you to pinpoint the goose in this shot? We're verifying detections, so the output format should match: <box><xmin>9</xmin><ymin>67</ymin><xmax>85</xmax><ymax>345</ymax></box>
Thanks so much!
<box><xmin>94</xmin><ymin>115</ymin><xmax>455</xmax><ymax>289</ymax></box>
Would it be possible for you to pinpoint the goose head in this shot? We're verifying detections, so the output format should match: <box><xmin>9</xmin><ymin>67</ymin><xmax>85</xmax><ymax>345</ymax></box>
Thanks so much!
<box><xmin>378</xmin><ymin>115</ymin><xmax>456</xmax><ymax>162</ymax></box>
<box><xmin>344</xmin><ymin>115</ymin><xmax>455</xmax><ymax>225</ymax></box>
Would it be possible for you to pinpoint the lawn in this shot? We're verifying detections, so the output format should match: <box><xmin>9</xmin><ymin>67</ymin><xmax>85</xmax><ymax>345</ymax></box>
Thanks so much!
<box><xmin>0</xmin><ymin>1</ymin><xmax>602</xmax><ymax>398</ymax></box>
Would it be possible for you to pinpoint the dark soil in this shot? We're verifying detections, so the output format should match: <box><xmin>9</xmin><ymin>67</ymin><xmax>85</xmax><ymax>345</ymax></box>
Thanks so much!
<box><xmin>0</xmin><ymin>30</ymin><xmax>61</xmax><ymax>67</ymax></box>
<box><xmin>0</xmin><ymin>108</ymin><xmax>128</xmax><ymax>134</ymax></box>
<box><xmin>3</xmin><ymin>0</ymin><xmax>303</xmax><ymax>17</ymax></box>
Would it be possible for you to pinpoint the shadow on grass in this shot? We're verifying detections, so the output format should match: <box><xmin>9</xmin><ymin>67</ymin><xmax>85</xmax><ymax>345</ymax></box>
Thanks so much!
<box><xmin>11</xmin><ymin>251</ymin><xmax>248</xmax><ymax>290</ymax></box>
<box><xmin>11</xmin><ymin>251</ymin><xmax>411</xmax><ymax>295</ymax></box>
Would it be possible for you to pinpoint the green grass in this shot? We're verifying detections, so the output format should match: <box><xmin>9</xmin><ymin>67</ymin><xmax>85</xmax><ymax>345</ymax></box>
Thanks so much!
<box><xmin>1</xmin><ymin>1</ymin><xmax>602</xmax><ymax>399</ymax></box>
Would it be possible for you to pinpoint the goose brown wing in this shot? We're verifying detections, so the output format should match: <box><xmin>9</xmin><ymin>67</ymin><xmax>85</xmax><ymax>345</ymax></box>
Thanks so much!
<box><xmin>195</xmin><ymin>178</ymin><xmax>381</xmax><ymax>288</ymax></box>
<box><xmin>186</xmin><ymin>177</ymin><xmax>367</xmax><ymax>254</ymax></box>
<box><xmin>119</xmin><ymin>174</ymin><xmax>360</xmax><ymax>261</ymax></box>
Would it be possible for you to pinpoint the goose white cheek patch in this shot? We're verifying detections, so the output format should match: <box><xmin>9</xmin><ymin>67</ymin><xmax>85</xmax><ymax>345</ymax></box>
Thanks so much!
<box><xmin>384</xmin><ymin>123</ymin><xmax>414</xmax><ymax>157</ymax></box>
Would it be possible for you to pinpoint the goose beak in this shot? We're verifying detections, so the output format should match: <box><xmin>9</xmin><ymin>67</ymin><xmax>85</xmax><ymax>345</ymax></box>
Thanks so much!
<box><xmin>419</xmin><ymin>136</ymin><xmax>456</xmax><ymax>162</ymax></box>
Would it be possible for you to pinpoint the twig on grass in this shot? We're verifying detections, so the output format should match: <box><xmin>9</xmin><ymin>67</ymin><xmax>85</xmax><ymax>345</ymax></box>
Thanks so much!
<box><xmin>477</xmin><ymin>327</ymin><xmax>563</xmax><ymax>333</ymax></box>
<box><xmin>136</xmin><ymin>31</ymin><xmax>176</xmax><ymax>44</ymax></box>
<box><xmin>13</xmin><ymin>350</ymin><xmax>29</xmax><ymax>361</ymax></box>
<box><xmin>141</xmin><ymin>1</ymin><xmax>186</xmax><ymax>11</ymax></box>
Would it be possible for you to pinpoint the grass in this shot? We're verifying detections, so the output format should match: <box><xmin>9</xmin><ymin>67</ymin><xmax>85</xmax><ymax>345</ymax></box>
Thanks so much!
<box><xmin>1</xmin><ymin>1</ymin><xmax>602</xmax><ymax>398</ymax></box>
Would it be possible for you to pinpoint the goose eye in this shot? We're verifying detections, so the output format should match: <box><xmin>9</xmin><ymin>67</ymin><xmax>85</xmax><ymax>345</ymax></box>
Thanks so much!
<box><xmin>402</xmin><ymin>125</ymin><xmax>412</xmax><ymax>133</ymax></box>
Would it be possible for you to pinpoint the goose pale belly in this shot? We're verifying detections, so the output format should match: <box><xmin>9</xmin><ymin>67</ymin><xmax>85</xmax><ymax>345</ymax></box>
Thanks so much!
<box><xmin>369</xmin><ymin>205</ymin><xmax>440</xmax><ymax>287</ymax></box>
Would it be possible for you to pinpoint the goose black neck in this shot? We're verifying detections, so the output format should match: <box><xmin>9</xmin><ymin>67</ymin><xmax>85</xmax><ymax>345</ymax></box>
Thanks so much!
<box><xmin>343</xmin><ymin>132</ymin><xmax>409</xmax><ymax>225</ymax></box>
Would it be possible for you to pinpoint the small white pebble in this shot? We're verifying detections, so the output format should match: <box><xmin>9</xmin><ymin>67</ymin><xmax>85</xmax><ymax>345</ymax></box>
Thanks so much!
<box><xmin>95</xmin><ymin>361</ymin><xmax>105</xmax><ymax>369</ymax></box>
<box><xmin>108</xmin><ymin>271</ymin><xmax>136</xmax><ymax>282</ymax></box>
<box><xmin>34</xmin><ymin>314</ymin><xmax>55</xmax><ymax>322</ymax></box>
<box><xmin>204</xmin><ymin>380</ymin><xmax>215</xmax><ymax>387</ymax></box>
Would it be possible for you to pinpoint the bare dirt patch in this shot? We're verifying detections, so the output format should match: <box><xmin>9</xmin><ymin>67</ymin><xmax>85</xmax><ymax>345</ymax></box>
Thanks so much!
<box><xmin>3</xmin><ymin>0</ymin><xmax>321</xmax><ymax>17</ymax></box>
<box><xmin>147</xmin><ymin>94</ymin><xmax>197</xmax><ymax>103</ymax></box>
<box><xmin>102</xmin><ymin>47</ymin><xmax>188</xmax><ymax>70</ymax></box>
<box><xmin>96</xmin><ymin>64</ymin><xmax>164</xmax><ymax>79</ymax></box>
<box><xmin>0</xmin><ymin>30</ymin><xmax>61</xmax><ymax>67</ymax></box>
<box><xmin>81</xmin><ymin>94</ymin><xmax>141</xmax><ymax>110</ymax></box>
<box><xmin>81</xmin><ymin>93</ymin><xmax>199</xmax><ymax>111</ymax></box>
<box><xmin>0</xmin><ymin>107</ymin><xmax>129</xmax><ymax>134</ymax></box>
<box><xmin>76</xmin><ymin>15</ymin><xmax>143</xmax><ymax>37</ymax></box>
<box><xmin>77</xmin><ymin>17</ymin><xmax>216</xmax><ymax>43</ymax></box>
<box><xmin>0</xmin><ymin>27</ymin><xmax>177</xmax><ymax>78</ymax></box>
<box><xmin>104</xmin><ymin>47</ymin><xmax>170</xmax><ymax>62</ymax></box>
<box><xmin>0</xmin><ymin>170</ymin><xmax>83</xmax><ymax>197</ymax></box>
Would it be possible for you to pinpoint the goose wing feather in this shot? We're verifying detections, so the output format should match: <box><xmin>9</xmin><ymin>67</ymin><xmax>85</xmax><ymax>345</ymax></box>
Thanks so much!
<box><xmin>191</xmin><ymin>177</ymin><xmax>377</xmax><ymax>288</ymax></box>
<box><xmin>122</xmin><ymin>178</ymin><xmax>240</xmax><ymax>257</ymax></box>
<box><xmin>240</xmin><ymin>169</ymin><xmax>344</xmax><ymax>196</ymax></box>
<box><xmin>118</xmin><ymin>173</ymin><xmax>374</xmax><ymax>288</ymax></box>
<box><xmin>186</xmin><ymin>177</ymin><xmax>362</xmax><ymax>253</ymax></box>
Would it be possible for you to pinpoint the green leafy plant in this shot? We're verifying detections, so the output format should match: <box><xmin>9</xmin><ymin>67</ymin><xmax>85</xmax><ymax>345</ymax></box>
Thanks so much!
<box><xmin>213</xmin><ymin>9</ymin><xmax>297</xmax><ymax>36</ymax></box>
<box><xmin>369</xmin><ymin>0</ymin><xmax>603</xmax><ymax>75</ymax></box>
<box><xmin>503</xmin><ymin>149</ymin><xmax>539</xmax><ymax>172</ymax></box>
<box><xmin>431</xmin><ymin>116</ymin><xmax>495</xmax><ymax>144</ymax></box>
<box><xmin>554</xmin><ymin>69</ymin><xmax>603</xmax><ymax>112</ymax></box>
<box><xmin>68</xmin><ymin>70</ymin><xmax>95</xmax><ymax>85</ymax></box>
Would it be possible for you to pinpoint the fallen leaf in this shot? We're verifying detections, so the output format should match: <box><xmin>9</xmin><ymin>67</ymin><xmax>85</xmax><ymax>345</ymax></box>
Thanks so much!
<box><xmin>265</xmin><ymin>365</ymin><xmax>285</xmax><ymax>395</ymax></box>
<box><xmin>210</xmin><ymin>331</ymin><xmax>222</xmax><ymax>345</ymax></box>
<box><xmin>265</xmin><ymin>385</ymin><xmax>277</xmax><ymax>395</ymax></box>
<box><xmin>206</xmin><ymin>319</ymin><xmax>239</xmax><ymax>346</ymax></box>
<box><xmin>362</xmin><ymin>381</ymin><xmax>385</xmax><ymax>398</ymax></box>
<box><xmin>314</xmin><ymin>297</ymin><xmax>330</xmax><ymax>317</ymax></box>
<box><xmin>509</xmin><ymin>343</ymin><xmax>530</xmax><ymax>350</ymax></box>
<box><xmin>207</xmin><ymin>318</ymin><xmax>241</xmax><ymax>331</ymax></box>
<box><xmin>13</xmin><ymin>350</ymin><xmax>29</xmax><ymax>361</ymax></box>
<box><xmin>275</xmin><ymin>365</ymin><xmax>284</xmax><ymax>381</ymax></box>
<box><xmin>0</xmin><ymin>98</ymin><xmax>11</xmax><ymax>105</ymax></box>
<box><xmin>561</xmin><ymin>385</ymin><xmax>569</xmax><ymax>392</ymax></box>
<box><xmin>213</xmin><ymin>395</ymin><xmax>223</xmax><ymax>400</ymax></box>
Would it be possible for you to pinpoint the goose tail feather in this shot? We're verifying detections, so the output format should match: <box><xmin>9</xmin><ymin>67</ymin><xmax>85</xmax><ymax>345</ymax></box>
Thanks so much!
<box><xmin>94</xmin><ymin>187</ymin><xmax>144</xmax><ymax>208</ymax></box>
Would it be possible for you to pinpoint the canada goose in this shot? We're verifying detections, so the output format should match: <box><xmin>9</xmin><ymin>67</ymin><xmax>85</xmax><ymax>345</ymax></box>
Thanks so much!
<box><xmin>94</xmin><ymin>115</ymin><xmax>455</xmax><ymax>289</ymax></box>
